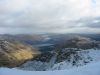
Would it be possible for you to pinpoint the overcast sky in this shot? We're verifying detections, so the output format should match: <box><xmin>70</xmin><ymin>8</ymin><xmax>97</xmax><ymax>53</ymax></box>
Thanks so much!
<box><xmin>0</xmin><ymin>0</ymin><xmax>100</xmax><ymax>34</ymax></box>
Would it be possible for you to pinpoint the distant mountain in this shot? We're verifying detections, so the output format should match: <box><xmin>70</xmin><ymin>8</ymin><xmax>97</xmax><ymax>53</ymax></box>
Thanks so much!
<box><xmin>56</xmin><ymin>36</ymin><xmax>100</xmax><ymax>49</ymax></box>
<box><xmin>0</xmin><ymin>34</ymin><xmax>45</xmax><ymax>45</ymax></box>
<box><xmin>0</xmin><ymin>33</ymin><xmax>100</xmax><ymax>46</ymax></box>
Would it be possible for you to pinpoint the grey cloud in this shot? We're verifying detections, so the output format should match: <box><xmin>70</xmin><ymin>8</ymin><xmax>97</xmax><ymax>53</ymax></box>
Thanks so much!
<box><xmin>0</xmin><ymin>0</ymin><xmax>100</xmax><ymax>34</ymax></box>
<box><xmin>73</xmin><ymin>17</ymin><xmax>100</xmax><ymax>29</ymax></box>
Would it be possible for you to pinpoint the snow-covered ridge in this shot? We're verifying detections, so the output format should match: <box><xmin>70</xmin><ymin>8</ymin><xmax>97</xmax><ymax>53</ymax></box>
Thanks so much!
<box><xmin>51</xmin><ymin>49</ymin><xmax>100</xmax><ymax>70</ymax></box>
<box><xmin>19</xmin><ymin>49</ymin><xmax>100</xmax><ymax>71</ymax></box>
<box><xmin>1</xmin><ymin>61</ymin><xmax>100</xmax><ymax>75</ymax></box>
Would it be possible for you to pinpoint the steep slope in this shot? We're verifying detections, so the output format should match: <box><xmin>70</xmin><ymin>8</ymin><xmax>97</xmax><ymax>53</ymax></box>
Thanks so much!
<box><xmin>19</xmin><ymin>49</ymin><xmax>100</xmax><ymax>71</ymax></box>
<box><xmin>0</xmin><ymin>40</ymin><xmax>40</xmax><ymax>68</ymax></box>
<box><xmin>51</xmin><ymin>49</ymin><xmax>100</xmax><ymax>70</ymax></box>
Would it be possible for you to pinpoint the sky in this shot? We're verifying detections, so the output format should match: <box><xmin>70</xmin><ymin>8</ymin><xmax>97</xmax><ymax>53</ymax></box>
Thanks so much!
<box><xmin>0</xmin><ymin>0</ymin><xmax>100</xmax><ymax>34</ymax></box>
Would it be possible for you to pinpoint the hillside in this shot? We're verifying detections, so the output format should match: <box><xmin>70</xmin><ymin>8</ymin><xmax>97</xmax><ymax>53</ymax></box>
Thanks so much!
<box><xmin>0</xmin><ymin>40</ymin><xmax>40</xmax><ymax>68</ymax></box>
<box><xmin>19</xmin><ymin>37</ymin><xmax>100</xmax><ymax>71</ymax></box>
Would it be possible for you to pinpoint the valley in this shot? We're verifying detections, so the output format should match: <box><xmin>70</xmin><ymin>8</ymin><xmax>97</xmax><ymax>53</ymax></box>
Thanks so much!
<box><xmin>0</xmin><ymin>33</ymin><xmax>100</xmax><ymax>71</ymax></box>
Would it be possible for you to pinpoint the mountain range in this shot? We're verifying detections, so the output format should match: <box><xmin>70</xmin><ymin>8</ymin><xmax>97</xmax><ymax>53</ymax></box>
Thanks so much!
<box><xmin>0</xmin><ymin>33</ymin><xmax>100</xmax><ymax>71</ymax></box>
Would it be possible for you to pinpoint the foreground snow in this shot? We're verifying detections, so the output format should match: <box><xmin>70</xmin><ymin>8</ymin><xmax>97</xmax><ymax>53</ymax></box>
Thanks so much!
<box><xmin>0</xmin><ymin>61</ymin><xmax>100</xmax><ymax>75</ymax></box>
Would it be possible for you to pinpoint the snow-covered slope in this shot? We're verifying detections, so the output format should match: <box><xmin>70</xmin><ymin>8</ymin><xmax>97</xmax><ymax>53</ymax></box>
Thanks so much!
<box><xmin>51</xmin><ymin>49</ymin><xmax>100</xmax><ymax>70</ymax></box>
<box><xmin>19</xmin><ymin>49</ymin><xmax>100</xmax><ymax>71</ymax></box>
<box><xmin>0</xmin><ymin>61</ymin><xmax>100</xmax><ymax>75</ymax></box>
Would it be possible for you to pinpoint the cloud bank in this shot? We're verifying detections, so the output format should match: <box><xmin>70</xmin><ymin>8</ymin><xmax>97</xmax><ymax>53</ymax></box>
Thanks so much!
<box><xmin>0</xmin><ymin>0</ymin><xmax>100</xmax><ymax>34</ymax></box>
